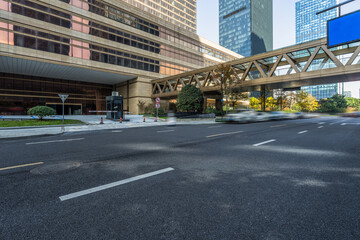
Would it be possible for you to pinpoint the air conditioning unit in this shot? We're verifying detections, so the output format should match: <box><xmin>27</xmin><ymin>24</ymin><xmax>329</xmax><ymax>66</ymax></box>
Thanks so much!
<box><xmin>112</xmin><ymin>91</ymin><xmax>119</xmax><ymax>96</ymax></box>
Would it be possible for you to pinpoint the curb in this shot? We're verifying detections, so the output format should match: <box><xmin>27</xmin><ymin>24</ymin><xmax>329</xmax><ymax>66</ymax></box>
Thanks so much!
<box><xmin>0</xmin><ymin>132</ymin><xmax>64</xmax><ymax>141</ymax></box>
<box><xmin>0</xmin><ymin>124</ymin><xmax>87</xmax><ymax>130</ymax></box>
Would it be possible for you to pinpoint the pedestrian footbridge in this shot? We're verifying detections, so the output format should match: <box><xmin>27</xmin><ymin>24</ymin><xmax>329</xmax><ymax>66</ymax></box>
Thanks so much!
<box><xmin>151</xmin><ymin>38</ymin><xmax>360</xmax><ymax>99</ymax></box>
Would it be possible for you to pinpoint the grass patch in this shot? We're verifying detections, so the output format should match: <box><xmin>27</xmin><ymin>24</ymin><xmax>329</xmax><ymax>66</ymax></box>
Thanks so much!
<box><xmin>0</xmin><ymin>119</ymin><xmax>84</xmax><ymax>128</ymax></box>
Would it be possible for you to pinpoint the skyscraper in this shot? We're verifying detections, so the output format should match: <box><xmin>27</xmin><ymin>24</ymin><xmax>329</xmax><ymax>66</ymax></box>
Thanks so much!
<box><xmin>296</xmin><ymin>0</ymin><xmax>343</xmax><ymax>100</ymax></box>
<box><xmin>219</xmin><ymin>0</ymin><xmax>273</xmax><ymax>57</ymax></box>
<box><xmin>123</xmin><ymin>0</ymin><xmax>197</xmax><ymax>33</ymax></box>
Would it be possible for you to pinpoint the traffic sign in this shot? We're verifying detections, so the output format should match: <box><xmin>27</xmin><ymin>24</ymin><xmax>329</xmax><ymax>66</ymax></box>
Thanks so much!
<box><xmin>155</xmin><ymin>103</ymin><xmax>160</xmax><ymax>109</ymax></box>
<box><xmin>155</xmin><ymin>97</ymin><xmax>161</xmax><ymax>103</ymax></box>
<box><xmin>58</xmin><ymin>94</ymin><xmax>69</xmax><ymax>103</ymax></box>
<box><xmin>58</xmin><ymin>94</ymin><xmax>69</xmax><ymax>123</ymax></box>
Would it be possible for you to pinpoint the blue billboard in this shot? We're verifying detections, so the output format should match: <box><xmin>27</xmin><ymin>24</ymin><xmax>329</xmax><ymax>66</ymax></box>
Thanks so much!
<box><xmin>328</xmin><ymin>10</ymin><xmax>360</xmax><ymax>48</ymax></box>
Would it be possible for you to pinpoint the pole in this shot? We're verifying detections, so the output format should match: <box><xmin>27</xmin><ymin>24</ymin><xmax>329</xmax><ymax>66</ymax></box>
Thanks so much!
<box><xmin>157</xmin><ymin>107</ymin><xmax>158</xmax><ymax>120</ymax></box>
<box><xmin>62</xmin><ymin>101</ymin><xmax>65</xmax><ymax>123</ymax></box>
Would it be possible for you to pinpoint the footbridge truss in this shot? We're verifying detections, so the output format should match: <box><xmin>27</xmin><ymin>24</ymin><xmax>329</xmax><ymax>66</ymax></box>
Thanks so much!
<box><xmin>151</xmin><ymin>38</ymin><xmax>360</xmax><ymax>99</ymax></box>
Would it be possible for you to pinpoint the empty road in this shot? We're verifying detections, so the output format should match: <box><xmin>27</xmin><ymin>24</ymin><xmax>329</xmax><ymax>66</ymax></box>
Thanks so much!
<box><xmin>1</xmin><ymin>117</ymin><xmax>359</xmax><ymax>239</ymax></box>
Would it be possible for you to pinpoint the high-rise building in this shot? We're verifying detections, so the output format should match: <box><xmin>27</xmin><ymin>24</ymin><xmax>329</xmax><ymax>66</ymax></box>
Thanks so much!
<box><xmin>123</xmin><ymin>0</ymin><xmax>197</xmax><ymax>33</ymax></box>
<box><xmin>296</xmin><ymin>0</ymin><xmax>342</xmax><ymax>100</ymax></box>
<box><xmin>219</xmin><ymin>0</ymin><xmax>273</xmax><ymax>57</ymax></box>
<box><xmin>0</xmin><ymin>0</ymin><xmax>241</xmax><ymax>115</ymax></box>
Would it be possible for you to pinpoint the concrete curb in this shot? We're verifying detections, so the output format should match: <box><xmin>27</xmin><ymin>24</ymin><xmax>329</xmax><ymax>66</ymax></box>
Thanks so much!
<box><xmin>0</xmin><ymin>120</ymin><xmax>221</xmax><ymax>140</ymax></box>
<box><xmin>0</xmin><ymin>124</ymin><xmax>87</xmax><ymax>130</ymax></box>
<box><xmin>0</xmin><ymin>132</ymin><xmax>64</xmax><ymax>140</ymax></box>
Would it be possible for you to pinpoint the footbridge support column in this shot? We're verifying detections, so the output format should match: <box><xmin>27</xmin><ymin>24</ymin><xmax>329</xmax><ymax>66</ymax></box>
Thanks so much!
<box><xmin>261</xmin><ymin>86</ymin><xmax>266</xmax><ymax>112</ymax></box>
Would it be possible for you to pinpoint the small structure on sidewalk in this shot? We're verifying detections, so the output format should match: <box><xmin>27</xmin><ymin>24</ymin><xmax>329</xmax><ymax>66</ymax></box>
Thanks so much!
<box><xmin>106</xmin><ymin>93</ymin><xmax>123</xmax><ymax>120</ymax></box>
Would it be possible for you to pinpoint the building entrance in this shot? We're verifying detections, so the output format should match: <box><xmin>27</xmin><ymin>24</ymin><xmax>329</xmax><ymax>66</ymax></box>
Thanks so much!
<box><xmin>46</xmin><ymin>103</ymin><xmax>82</xmax><ymax>115</ymax></box>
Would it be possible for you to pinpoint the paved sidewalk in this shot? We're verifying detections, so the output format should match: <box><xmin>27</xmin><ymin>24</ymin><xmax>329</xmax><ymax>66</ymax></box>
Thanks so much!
<box><xmin>0</xmin><ymin>115</ymin><xmax>216</xmax><ymax>139</ymax></box>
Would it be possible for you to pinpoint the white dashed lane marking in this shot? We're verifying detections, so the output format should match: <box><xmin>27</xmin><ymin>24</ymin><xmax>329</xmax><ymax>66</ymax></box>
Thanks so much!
<box><xmin>59</xmin><ymin>167</ymin><xmax>175</xmax><ymax>201</ymax></box>
<box><xmin>253</xmin><ymin>139</ymin><xmax>276</xmax><ymax>147</ymax></box>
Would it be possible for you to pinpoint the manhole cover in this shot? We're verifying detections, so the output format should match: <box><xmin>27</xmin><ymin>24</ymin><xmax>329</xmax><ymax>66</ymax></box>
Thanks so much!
<box><xmin>30</xmin><ymin>162</ymin><xmax>81</xmax><ymax>175</ymax></box>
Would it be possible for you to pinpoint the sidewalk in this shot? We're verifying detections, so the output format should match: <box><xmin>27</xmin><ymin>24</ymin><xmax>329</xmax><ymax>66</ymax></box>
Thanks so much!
<box><xmin>0</xmin><ymin>115</ymin><xmax>216</xmax><ymax>139</ymax></box>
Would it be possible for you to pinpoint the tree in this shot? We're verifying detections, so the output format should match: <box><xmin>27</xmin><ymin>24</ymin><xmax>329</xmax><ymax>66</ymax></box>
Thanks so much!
<box><xmin>319</xmin><ymin>94</ymin><xmax>348</xmax><ymax>113</ymax></box>
<box><xmin>266</xmin><ymin>96</ymin><xmax>277</xmax><ymax>111</ymax></box>
<box><xmin>249</xmin><ymin>97</ymin><xmax>260</xmax><ymax>110</ymax></box>
<box><xmin>293</xmin><ymin>90</ymin><xmax>319</xmax><ymax>112</ymax></box>
<box><xmin>273</xmin><ymin>89</ymin><xmax>287</xmax><ymax>110</ymax></box>
<box><xmin>286</xmin><ymin>92</ymin><xmax>297</xmax><ymax>110</ymax></box>
<box><xmin>229</xmin><ymin>90</ymin><xmax>249</xmax><ymax>109</ymax></box>
<box><xmin>216</xmin><ymin>64</ymin><xmax>234</xmax><ymax>113</ymax></box>
<box><xmin>345</xmin><ymin>97</ymin><xmax>360</xmax><ymax>111</ymax></box>
<box><xmin>27</xmin><ymin>106</ymin><xmax>56</xmax><ymax>120</ymax></box>
<box><xmin>176</xmin><ymin>85</ymin><xmax>203</xmax><ymax>112</ymax></box>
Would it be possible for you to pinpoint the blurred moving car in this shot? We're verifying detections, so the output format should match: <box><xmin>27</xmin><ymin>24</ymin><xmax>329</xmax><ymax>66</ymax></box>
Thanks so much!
<box><xmin>284</xmin><ymin>112</ymin><xmax>301</xmax><ymax>120</ymax></box>
<box><xmin>167</xmin><ymin>112</ymin><xmax>176</xmax><ymax>126</ymax></box>
<box><xmin>224</xmin><ymin>109</ymin><xmax>256</xmax><ymax>123</ymax></box>
<box><xmin>268</xmin><ymin>111</ymin><xmax>287</xmax><ymax>120</ymax></box>
<box><xmin>223</xmin><ymin>110</ymin><xmax>308</xmax><ymax>123</ymax></box>
<box><xmin>342</xmin><ymin>112</ymin><xmax>360</xmax><ymax>118</ymax></box>
<box><xmin>254</xmin><ymin>112</ymin><xmax>271</xmax><ymax>122</ymax></box>
<box><xmin>294</xmin><ymin>112</ymin><xmax>305</xmax><ymax>119</ymax></box>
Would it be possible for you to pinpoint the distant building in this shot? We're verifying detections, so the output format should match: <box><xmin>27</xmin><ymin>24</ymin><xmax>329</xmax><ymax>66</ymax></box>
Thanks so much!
<box><xmin>344</xmin><ymin>91</ymin><xmax>351</xmax><ymax>98</ymax></box>
<box><xmin>296</xmin><ymin>0</ymin><xmax>343</xmax><ymax>100</ymax></box>
<box><xmin>219</xmin><ymin>0</ymin><xmax>273</xmax><ymax>57</ymax></box>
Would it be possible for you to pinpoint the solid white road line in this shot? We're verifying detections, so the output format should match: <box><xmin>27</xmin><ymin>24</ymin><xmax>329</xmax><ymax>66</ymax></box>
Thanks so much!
<box><xmin>112</xmin><ymin>130</ymin><xmax>123</xmax><ymax>133</ymax></box>
<box><xmin>298</xmin><ymin>130</ymin><xmax>308</xmax><ymax>134</ymax></box>
<box><xmin>59</xmin><ymin>167</ymin><xmax>175</xmax><ymax>201</ymax></box>
<box><xmin>157</xmin><ymin>130</ymin><xmax>175</xmax><ymax>133</ymax></box>
<box><xmin>208</xmin><ymin>126</ymin><xmax>222</xmax><ymax>128</ymax></box>
<box><xmin>318</xmin><ymin>126</ymin><xmax>324</xmax><ymax>129</ymax></box>
<box><xmin>26</xmin><ymin>138</ymin><xmax>84</xmax><ymax>145</ymax></box>
<box><xmin>206</xmin><ymin>131</ymin><xmax>243</xmax><ymax>138</ymax></box>
<box><xmin>341</xmin><ymin>123</ymin><xmax>360</xmax><ymax>126</ymax></box>
<box><xmin>253</xmin><ymin>139</ymin><xmax>276</xmax><ymax>147</ymax></box>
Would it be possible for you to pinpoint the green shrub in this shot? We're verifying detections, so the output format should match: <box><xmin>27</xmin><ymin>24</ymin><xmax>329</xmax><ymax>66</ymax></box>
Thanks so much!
<box><xmin>152</xmin><ymin>107</ymin><xmax>165</xmax><ymax>116</ymax></box>
<box><xmin>205</xmin><ymin>106</ymin><xmax>222</xmax><ymax>116</ymax></box>
<box><xmin>27</xmin><ymin>106</ymin><xmax>56</xmax><ymax>120</ymax></box>
<box><xmin>144</xmin><ymin>104</ymin><xmax>152</xmax><ymax>114</ymax></box>
<box><xmin>176</xmin><ymin>85</ymin><xmax>203</xmax><ymax>112</ymax></box>
<box><xmin>319</xmin><ymin>94</ymin><xmax>348</xmax><ymax>113</ymax></box>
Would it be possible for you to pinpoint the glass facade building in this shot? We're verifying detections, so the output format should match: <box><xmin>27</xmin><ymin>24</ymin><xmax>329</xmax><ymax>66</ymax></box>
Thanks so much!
<box><xmin>296</xmin><ymin>0</ymin><xmax>342</xmax><ymax>100</ymax></box>
<box><xmin>123</xmin><ymin>0</ymin><xmax>197</xmax><ymax>33</ymax></box>
<box><xmin>0</xmin><ymin>0</ymin><xmax>241</xmax><ymax>114</ymax></box>
<box><xmin>219</xmin><ymin>0</ymin><xmax>273</xmax><ymax>57</ymax></box>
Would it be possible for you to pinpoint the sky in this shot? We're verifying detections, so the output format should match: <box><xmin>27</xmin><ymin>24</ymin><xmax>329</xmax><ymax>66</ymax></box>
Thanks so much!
<box><xmin>197</xmin><ymin>0</ymin><xmax>360</xmax><ymax>98</ymax></box>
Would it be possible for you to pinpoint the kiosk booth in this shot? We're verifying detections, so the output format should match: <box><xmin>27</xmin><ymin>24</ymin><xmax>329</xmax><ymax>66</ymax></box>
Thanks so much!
<box><xmin>106</xmin><ymin>95</ymin><xmax>123</xmax><ymax>120</ymax></box>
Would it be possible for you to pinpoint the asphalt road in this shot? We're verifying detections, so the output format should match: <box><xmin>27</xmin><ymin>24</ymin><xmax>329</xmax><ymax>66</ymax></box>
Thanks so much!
<box><xmin>1</xmin><ymin>117</ymin><xmax>360</xmax><ymax>240</ymax></box>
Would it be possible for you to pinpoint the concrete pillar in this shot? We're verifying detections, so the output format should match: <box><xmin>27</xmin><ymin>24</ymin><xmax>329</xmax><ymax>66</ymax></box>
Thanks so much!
<box><xmin>203</xmin><ymin>96</ymin><xmax>207</xmax><ymax>113</ymax></box>
<box><xmin>215</xmin><ymin>99</ymin><xmax>222</xmax><ymax>112</ymax></box>
<box><xmin>261</xmin><ymin>86</ymin><xmax>266</xmax><ymax>111</ymax></box>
